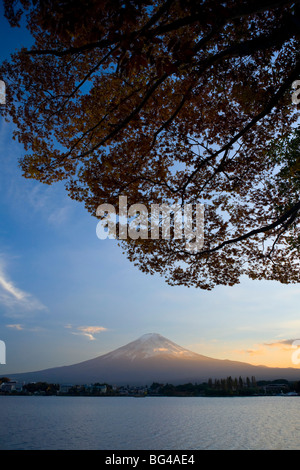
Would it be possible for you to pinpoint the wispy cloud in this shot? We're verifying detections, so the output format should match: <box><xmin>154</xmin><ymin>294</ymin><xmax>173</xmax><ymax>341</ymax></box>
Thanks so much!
<box><xmin>263</xmin><ymin>339</ymin><xmax>298</xmax><ymax>351</ymax></box>
<box><xmin>6</xmin><ymin>323</ymin><xmax>24</xmax><ymax>330</ymax></box>
<box><xmin>0</xmin><ymin>257</ymin><xmax>46</xmax><ymax>314</ymax></box>
<box><xmin>233</xmin><ymin>338</ymin><xmax>300</xmax><ymax>365</ymax></box>
<box><xmin>6</xmin><ymin>323</ymin><xmax>44</xmax><ymax>332</ymax></box>
<box><xmin>0</xmin><ymin>123</ymin><xmax>73</xmax><ymax>228</ymax></box>
<box><xmin>66</xmin><ymin>325</ymin><xmax>107</xmax><ymax>341</ymax></box>
<box><xmin>48</xmin><ymin>205</ymin><xmax>71</xmax><ymax>226</ymax></box>
<box><xmin>233</xmin><ymin>346</ymin><xmax>266</xmax><ymax>357</ymax></box>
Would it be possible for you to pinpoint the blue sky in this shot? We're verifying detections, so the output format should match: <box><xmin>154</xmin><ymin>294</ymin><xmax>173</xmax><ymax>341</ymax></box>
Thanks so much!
<box><xmin>0</xmin><ymin>10</ymin><xmax>300</xmax><ymax>375</ymax></box>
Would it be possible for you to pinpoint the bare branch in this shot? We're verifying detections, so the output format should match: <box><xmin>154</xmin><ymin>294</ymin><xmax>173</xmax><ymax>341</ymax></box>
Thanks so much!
<box><xmin>181</xmin><ymin>60</ymin><xmax>300</xmax><ymax>192</ymax></box>
<box><xmin>198</xmin><ymin>200</ymin><xmax>300</xmax><ymax>256</ymax></box>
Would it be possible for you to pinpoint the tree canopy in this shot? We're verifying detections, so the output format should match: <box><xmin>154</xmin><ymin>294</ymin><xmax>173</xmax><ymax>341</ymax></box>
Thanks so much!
<box><xmin>1</xmin><ymin>0</ymin><xmax>300</xmax><ymax>289</ymax></box>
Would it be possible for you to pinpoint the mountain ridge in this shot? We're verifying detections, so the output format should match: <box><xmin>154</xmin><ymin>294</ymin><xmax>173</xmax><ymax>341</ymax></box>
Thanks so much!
<box><xmin>99</xmin><ymin>333</ymin><xmax>205</xmax><ymax>361</ymax></box>
<box><xmin>7</xmin><ymin>333</ymin><xmax>300</xmax><ymax>385</ymax></box>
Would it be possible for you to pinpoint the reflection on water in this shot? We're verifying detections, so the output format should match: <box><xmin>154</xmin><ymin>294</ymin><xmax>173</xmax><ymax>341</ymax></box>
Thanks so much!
<box><xmin>0</xmin><ymin>396</ymin><xmax>299</xmax><ymax>450</ymax></box>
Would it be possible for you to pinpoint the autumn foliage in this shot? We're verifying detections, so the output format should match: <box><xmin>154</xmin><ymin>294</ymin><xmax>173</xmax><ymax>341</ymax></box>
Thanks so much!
<box><xmin>1</xmin><ymin>0</ymin><xmax>300</xmax><ymax>289</ymax></box>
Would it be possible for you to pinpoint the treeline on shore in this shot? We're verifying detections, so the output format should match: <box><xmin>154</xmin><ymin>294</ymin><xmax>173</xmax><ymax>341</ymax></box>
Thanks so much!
<box><xmin>1</xmin><ymin>376</ymin><xmax>300</xmax><ymax>397</ymax></box>
<box><xmin>150</xmin><ymin>377</ymin><xmax>300</xmax><ymax>396</ymax></box>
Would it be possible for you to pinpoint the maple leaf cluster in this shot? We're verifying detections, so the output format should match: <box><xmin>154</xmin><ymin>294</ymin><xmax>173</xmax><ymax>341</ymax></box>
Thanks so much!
<box><xmin>1</xmin><ymin>0</ymin><xmax>300</xmax><ymax>289</ymax></box>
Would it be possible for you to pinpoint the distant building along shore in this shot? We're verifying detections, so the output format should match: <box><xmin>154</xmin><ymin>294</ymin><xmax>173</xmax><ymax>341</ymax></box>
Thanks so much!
<box><xmin>1</xmin><ymin>376</ymin><xmax>299</xmax><ymax>397</ymax></box>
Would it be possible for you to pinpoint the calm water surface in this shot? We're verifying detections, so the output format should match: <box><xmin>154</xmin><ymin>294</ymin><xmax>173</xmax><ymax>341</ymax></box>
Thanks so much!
<box><xmin>0</xmin><ymin>396</ymin><xmax>299</xmax><ymax>450</ymax></box>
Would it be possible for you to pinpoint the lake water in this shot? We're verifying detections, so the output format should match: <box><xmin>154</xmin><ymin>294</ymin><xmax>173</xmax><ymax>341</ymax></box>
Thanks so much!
<box><xmin>0</xmin><ymin>396</ymin><xmax>299</xmax><ymax>450</ymax></box>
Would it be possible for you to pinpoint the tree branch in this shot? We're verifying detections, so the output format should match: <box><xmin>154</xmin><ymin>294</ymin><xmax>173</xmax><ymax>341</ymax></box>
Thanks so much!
<box><xmin>24</xmin><ymin>37</ymin><xmax>120</xmax><ymax>57</ymax></box>
<box><xmin>180</xmin><ymin>59</ymin><xmax>300</xmax><ymax>192</ymax></box>
<box><xmin>198</xmin><ymin>200</ymin><xmax>300</xmax><ymax>256</ymax></box>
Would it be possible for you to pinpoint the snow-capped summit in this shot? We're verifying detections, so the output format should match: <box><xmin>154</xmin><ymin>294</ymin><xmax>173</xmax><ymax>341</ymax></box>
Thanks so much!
<box><xmin>102</xmin><ymin>333</ymin><xmax>199</xmax><ymax>361</ymax></box>
<box><xmin>8</xmin><ymin>333</ymin><xmax>300</xmax><ymax>386</ymax></box>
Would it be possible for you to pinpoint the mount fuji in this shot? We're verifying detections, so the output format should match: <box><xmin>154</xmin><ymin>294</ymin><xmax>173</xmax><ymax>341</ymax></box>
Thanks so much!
<box><xmin>8</xmin><ymin>333</ymin><xmax>300</xmax><ymax>385</ymax></box>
